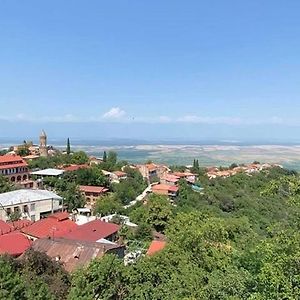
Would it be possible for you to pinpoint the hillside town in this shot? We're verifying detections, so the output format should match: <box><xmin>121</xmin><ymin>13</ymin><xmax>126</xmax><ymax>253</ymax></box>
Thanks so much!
<box><xmin>0</xmin><ymin>131</ymin><xmax>282</xmax><ymax>272</ymax></box>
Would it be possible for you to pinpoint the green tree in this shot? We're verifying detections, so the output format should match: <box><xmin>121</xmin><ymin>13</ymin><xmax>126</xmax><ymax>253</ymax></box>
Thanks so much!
<box><xmin>20</xmin><ymin>249</ymin><xmax>70</xmax><ymax>300</ymax></box>
<box><xmin>59</xmin><ymin>182</ymin><xmax>85</xmax><ymax>211</ymax></box>
<box><xmin>107</xmin><ymin>151</ymin><xmax>117</xmax><ymax>165</ymax></box>
<box><xmin>0</xmin><ymin>175</ymin><xmax>14</xmax><ymax>193</ymax></box>
<box><xmin>71</xmin><ymin>151</ymin><xmax>89</xmax><ymax>164</ymax></box>
<box><xmin>9</xmin><ymin>210</ymin><xmax>21</xmax><ymax>222</ymax></box>
<box><xmin>68</xmin><ymin>255</ymin><xmax>127</xmax><ymax>300</ymax></box>
<box><xmin>73</xmin><ymin>167</ymin><xmax>109</xmax><ymax>187</ymax></box>
<box><xmin>0</xmin><ymin>256</ymin><xmax>26</xmax><ymax>300</ymax></box>
<box><xmin>94</xmin><ymin>194</ymin><xmax>124</xmax><ymax>216</ymax></box>
<box><xmin>147</xmin><ymin>194</ymin><xmax>173</xmax><ymax>232</ymax></box>
<box><xmin>103</xmin><ymin>151</ymin><xmax>107</xmax><ymax>162</ymax></box>
<box><xmin>66</xmin><ymin>138</ymin><xmax>71</xmax><ymax>155</ymax></box>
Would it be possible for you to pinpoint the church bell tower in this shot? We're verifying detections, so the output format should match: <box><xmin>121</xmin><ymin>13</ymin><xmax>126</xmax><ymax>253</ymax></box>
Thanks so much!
<box><xmin>39</xmin><ymin>130</ymin><xmax>48</xmax><ymax>157</ymax></box>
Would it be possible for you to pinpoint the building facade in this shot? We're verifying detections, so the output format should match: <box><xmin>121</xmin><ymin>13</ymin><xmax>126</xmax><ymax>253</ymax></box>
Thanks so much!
<box><xmin>39</xmin><ymin>130</ymin><xmax>48</xmax><ymax>157</ymax></box>
<box><xmin>0</xmin><ymin>155</ymin><xmax>29</xmax><ymax>183</ymax></box>
<box><xmin>0</xmin><ymin>189</ymin><xmax>62</xmax><ymax>222</ymax></box>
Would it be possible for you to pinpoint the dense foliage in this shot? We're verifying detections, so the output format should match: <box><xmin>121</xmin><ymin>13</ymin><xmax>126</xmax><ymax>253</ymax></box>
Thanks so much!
<box><xmin>3</xmin><ymin>165</ymin><xmax>300</xmax><ymax>299</ymax></box>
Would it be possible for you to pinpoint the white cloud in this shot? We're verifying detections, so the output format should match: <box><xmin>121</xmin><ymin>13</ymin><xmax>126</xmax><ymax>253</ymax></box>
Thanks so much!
<box><xmin>102</xmin><ymin>107</ymin><xmax>126</xmax><ymax>119</ymax></box>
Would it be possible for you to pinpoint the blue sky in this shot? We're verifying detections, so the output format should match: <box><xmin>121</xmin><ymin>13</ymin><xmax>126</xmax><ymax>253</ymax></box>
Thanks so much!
<box><xmin>1</xmin><ymin>1</ymin><xmax>300</xmax><ymax>142</ymax></box>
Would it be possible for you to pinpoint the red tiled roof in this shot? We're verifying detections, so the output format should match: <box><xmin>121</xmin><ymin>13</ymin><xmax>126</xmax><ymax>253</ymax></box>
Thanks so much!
<box><xmin>161</xmin><ymin>174</ymin><xmax>180</xmax><ymax>183</ymax></box>
<box><xmin>0</xmin><ymin>154</ymin><xmax>25</xmax><ymax>163</ymax></box>
<box><xmin>61</xmin><ymin>219</ymin><xmax>120</xmax><ymax>242</ymax></box>
<box><xmin>0</xmin><ymin>232</ymin><xmax>31</xmax><ymax>256</ymax></box>
<box><xmin>152</xmin><ymin>184</ymin><xmax>179</xmax><ymax>192</ymax></box>
<box><xmin>8</xmin><ymin>220</ymin><xmax>33</xmax><ymax>231</ymax></box>
<box><xmin>113</xmin><ymin>171</ymin><xmax>127</xmax><ymax>177</ymax></box>
<box><xmin>146</xmin><ymin>163</ymin><xmax>157</xmax><ymax>171</ymax></box>
<box><xmin>0</xmin><ymin>155</ymin><xmax>28</xmax><ymax>170</ymax></box>
<box><xmin>0</xmin><ymin>221</ymin><xmax>13</xmax><ymax>235</ymax></box>
<box><xmin>79</xmin><ymin>185</ymin><xmax>109</xmax><ymax>194</ymax></box>
<box><xmin>63</xmin><ymin>164</ymin><xmax>89</xmax><ymax>172</ymax></box>
<box><xmin>146</xmin><ymin>240</ymin><xmax>167</xmax><ymax>256</ymax></box>
<box><xmin>22</xmin><ymin>212</ymin><xmax>77</xmax><ymax>239</ymax></box>
<box><xmin>173</xmin><ymin>172</ymin><xmax>196</xmax><ymax>177</ymax></box>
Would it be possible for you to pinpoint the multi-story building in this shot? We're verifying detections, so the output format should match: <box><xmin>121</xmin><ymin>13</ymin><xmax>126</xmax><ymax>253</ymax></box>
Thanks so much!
<box><xmin>0</xmin><ymin>189</ymin><xmax>62</xmax><ymax>222</ymax></box>
<box><xmin>79</xmin><ymin>185</ymin><xmax>109</xmax><ymax>208</ymax></box>
<box><xmin>137</xmin><ymin>163</ymin><xmax>170</xmax><ymax>183</ymax></box>
<box><xmin>0</xmin><ymin>155</ymin><xmax>29</xmax><ymax>183</ymax></box>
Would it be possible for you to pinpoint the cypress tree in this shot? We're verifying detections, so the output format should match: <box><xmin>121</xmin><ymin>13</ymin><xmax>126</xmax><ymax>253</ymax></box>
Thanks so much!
<box><xmin>103</xmin><ymin>151</ymin><xmax>107</xmax><ymax>162</ymax></box>
<box><xmin>66</xmin><ymin>138</ymin><xmax>71</xmax><ymax>154</ymax></box>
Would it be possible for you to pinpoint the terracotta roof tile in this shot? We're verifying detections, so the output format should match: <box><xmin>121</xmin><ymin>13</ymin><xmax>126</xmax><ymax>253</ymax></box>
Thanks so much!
<box><xmin>0</xmin><ymin>220</ymin><xmax>13</xmax><ymax>235</ymax></box>
<box><xmin>146</xmin><ymin>240</ymin><xmax>167</xmax><ymax>256</ymax></box>
<box><xmin>22</xmin><ymin>212</ymin><xmax>77</xmax><ymax>239</ymax></box>
<box><xmin>61</xmin><ymin>219</ymin><xmax>120</xmax><ymax>242</ymax></box>
<box><xmin>0</xmin><ymin>232</ymin><xmax>31</xmax><ymax>256</ymax></box>
<box><xmin>32</xmin><ymin>238</ymin><xmax>123</xmax><ymax>272</ymax></box>
<box><xmin>79</xmin><ymin>185</ymin><xmax>109</xmax><ymax>194</ymax></box>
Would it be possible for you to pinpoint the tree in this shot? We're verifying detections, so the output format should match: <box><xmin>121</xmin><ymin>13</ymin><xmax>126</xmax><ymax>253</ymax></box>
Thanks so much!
<box><xmin>107</xmin><ymin>151</ymin><xmax>117</xmax><ymax>165</ymax></box>
<box><xmin>16</xmin><ymin>146</ymin><xmax>30</xmax><ymax>156</ymax></box>
<box><xmin>134</xmin><ymin>222</ymin><xmax>152</xmax><ymax>241</ymax></box>
<box><xmin>68</xmin><ymin>255</ymin><xmax>128</xmax><ymax>300</ymax></box>
<box><xmin>71</xmin><ymin>151</ymin><xmax>88</xmax><ymax>164</ymax></box>
<box><xmin>60</xmin><ymin>182</ymin><xmax>85</xmax><ymax>211</ymax></box>
<box><xmin>94</xmin><ymin>194</ymin><xmax>124</xmax><ymax>216</ymax></box>
<box><xmin>73</xmin><ymin>167</ymin><xmax>109</xmax><ymax>187</ymax></box>
<box><xmin>0</xmin><ymin>175</ymin><xmax>14</xmax><ymax>193</ymax></box>
<box><xmin>66</xmin><ymin>138</ymin><xmax>71</xmax><ymax>155</ymax></box>
<box><xmin>0</xmin><ymin>256</ymin><xmax>26</xmax><ymax>300</ymax></box>
<box><xmin>103</xmin><ymin>151</ymin><xmax>107</xmax><ymax>162</ymax></box>
<box><xmin>9</xmin><ymin>210</ymin><xmax>21</xmax><ymax>222</ymax></box>
<box><xmin>147</xmin><ymin>194</ymin><xmax>173</xmax><ymax>232</ymax></box>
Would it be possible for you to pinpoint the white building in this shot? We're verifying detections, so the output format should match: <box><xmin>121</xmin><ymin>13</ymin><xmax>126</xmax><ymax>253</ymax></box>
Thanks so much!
<box><xmin>101</xmin><ymin>214</ymin><xmax>138</xmax><ymax>228</ymax></box>
<box><xmin>31</xmin><ymin>168</ymin><xmax>64</xmax><ymax>178</ymax></box>
<box><xmin>0</xmin><ymin>189</ymin><xmax>62</xmax><ymax>222</ymax></box>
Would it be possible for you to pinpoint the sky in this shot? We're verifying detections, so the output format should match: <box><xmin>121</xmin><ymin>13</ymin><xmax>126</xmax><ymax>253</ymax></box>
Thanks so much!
<box><xmin>1</xmin><ymin>0</ymin><xmax>300</xmax><ymax>142</ymax></box>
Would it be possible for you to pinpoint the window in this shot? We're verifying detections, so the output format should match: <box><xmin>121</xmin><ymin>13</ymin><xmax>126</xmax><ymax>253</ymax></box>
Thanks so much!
<box><xmin>6</xmin><ymin>208</ymin><xmax>11</xmax><ymax>215</ymax></box>
<box><xmin>14</xmin><ymin>206</ymin><xmax>20</xmax><ymax>212</ymax></box>
<box><xmin>23</xmin><ymin>205</ymin><xmax>29</xmax><ymax>213</ymax></box>
<box><xmin>30</xmin><ymin>203</ymin><xmax>35</xmax><ymax>211</ymax></box>
<box><xmin>31</xmin><ymin>215</ymin><xmax>35</xmax><ymax>222</ymax></box>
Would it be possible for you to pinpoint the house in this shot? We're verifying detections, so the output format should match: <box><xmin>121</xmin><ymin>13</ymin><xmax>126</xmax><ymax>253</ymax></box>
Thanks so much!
<box><xmin>79</xmin><ymin>185</ymin><xmax>109</xmax><ymax>208</ymax></box>
<box><xmin>0</xmin><ymin>154</ymin><xmax>29</xmax><ymax>183</ymax></box>
<box><xmin>21</xmin><ymin>211</ymin><xmax>77</xmax><ymax>240</ymax></box>
<box><xmin>32</xmin><ymin>238</ymin><xmax>124</xmax><ymax>272</ymax></box>
<box><xmin>151</xmin><ymin>184</ymin><xmax>179</xmax><ymax>197</ymax></box>
<box><xmin>146</xmin><ymin>240</ymin><xmax>167</xmax><ymax>256</ymax></box>
<box><xmin>72</xmin><ymin>208</ymin><xmax>97</xmax><ymax>225</ymax></box>
<box><xmin>101</xmin><ymin>214</ymin><xmax>138</xmax><ymax>228</ymax></box>
<box><xmin>172</xmin><ymin>172</ymin><xmax>197</xmax><ymax>184</ymax></box>
<box><xmin>61</xmin><ymin>219</ymin><xmax>120</xmax><ymax>242</ymax></box>
<box><xmin>89</xmin><ymin>156</ymin><xmax>103</xmax><ymax>166</ymax></box>
<box><xmin>0</xmin><ymin>189</ymin><xmax>63</xmax><ymax>222</ymax></box>
<box><xmin>0</xmin><ymin>232</ymin><xmax>32</xmax><ymax>257</ymax></box>
<box><xmin>111</xmin><ymin>171</ymin><xmax>127</xmax><ymax>182</ymax></box>
<box><xmin>63</xmin><ymin>164</ymin><xmax>89</xmax><ymax>172</ymax></box>
<box><xmin>18</xmin><ymin>179</ymin><xmax>35</xmax><ymax>189</ymax></box>
<box><xmin>137</xmin><ymin>163</ymin><xmax>169</xmax><ymax>182</ymax></box>
<box><xmin>30</xmin><ymin>168</ymin><xmax>64</xmax><ymax>178</ymax></box>
<box><xmin>160</xmin><ymin>174</ymin><xmax>180</xmax><ymax>186</ymax></box>
<box><xmin>23</xmin><ymin>154</ymin><xmax>40</xmax><ymax>162</ymax></box>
